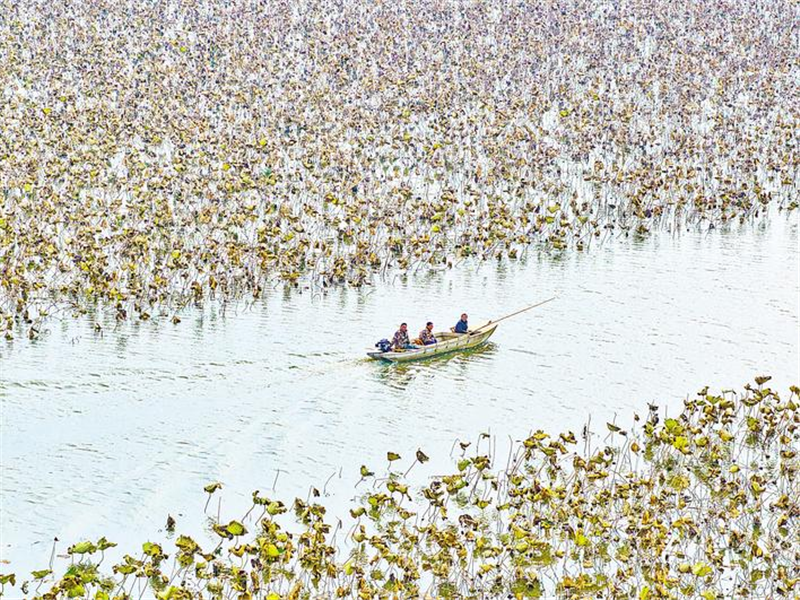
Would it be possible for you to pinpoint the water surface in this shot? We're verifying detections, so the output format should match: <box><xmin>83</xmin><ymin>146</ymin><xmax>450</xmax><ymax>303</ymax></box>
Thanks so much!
<box><xmin>2</xmin><ymin>216</ymin><xmax>798</xmax><ymax>571</ymax></box>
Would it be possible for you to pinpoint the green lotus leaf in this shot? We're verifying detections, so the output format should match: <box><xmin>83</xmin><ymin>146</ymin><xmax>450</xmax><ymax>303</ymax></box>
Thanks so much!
<box><xmin>68</xmin><ymin>541</ymin><xmax>97</xmax><ymax>555</ymax></box>
<box><xmin>692</xmin><ymin>562</ymin><xmax>713</xmax><ymax>577</ymax></box>
<box><xmin>225</xmin><ymin>520</ymin><xmax>246</xmax><ymax>536</ymax></box>
<box><xmin>156</xmin><ymin>586</ymin><xmax>180</xmax><ymax>600</ymax></box>
<box><xmin>112</xmin><ymin>564</ymin><xmax>136</xmax><ymax>576</ymax></box>
<box><xmin>173</xmin><ymin>538</ymin><xmax>196</xmax><ymax>556</ymax></box>
<box><xmin>252</xmin><ymin>490</ymin><xmax>270</xmax><ymax>505</ymax></box>
<box><xmin>96</xmin><ymin>537</ymin><xmax>116</xmax><ymax>551</ymax></box>
<box><xmin>142</xmin><ymin>542</ymin><xmax>164</xmax><ymax>557</ymax></box>
<box><xmin>266</xmin><ymin>501</ymin><xmax>286</xmax><ymax>516</ymax></box>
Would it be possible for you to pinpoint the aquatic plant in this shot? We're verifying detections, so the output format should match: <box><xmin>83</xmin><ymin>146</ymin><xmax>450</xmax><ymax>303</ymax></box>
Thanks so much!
<box><xmin>2</xmin><ymin>378</ymin><xmax>797</xmax><ymax>599</ymax></box>
<box><xmin>1</xmin><ymin>0</ymin><xmax>797</xmax><ymax>337</ymax></box>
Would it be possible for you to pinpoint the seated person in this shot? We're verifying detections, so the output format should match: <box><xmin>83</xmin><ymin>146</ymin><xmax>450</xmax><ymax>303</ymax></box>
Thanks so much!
<box><xmin>452</xmin><ymin>313</ymin><xmax>469</xmax><ymax>333</ymax></box>
<box><xmin>391</xmin><ymin>323</ymin><xmax>417</xmax><ymax>350</ymax></box>
<box><xmin>419</xmin><ymin>322</ymin><xmax>437</xmax><ymax>345</ymax></box>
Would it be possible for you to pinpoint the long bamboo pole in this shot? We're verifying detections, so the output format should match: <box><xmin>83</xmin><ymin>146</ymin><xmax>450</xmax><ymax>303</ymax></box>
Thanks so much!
<box><xmin>471</xmin><ymin>297</ymin><xmax>557</xmax><ymax>332</ymax></box>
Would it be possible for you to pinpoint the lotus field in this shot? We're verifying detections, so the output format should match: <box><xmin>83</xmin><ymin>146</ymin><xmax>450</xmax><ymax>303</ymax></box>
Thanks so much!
<box><xmin>1</xmin><ymin>0</ymin><xmax>797</xmax><ymax>337</ymax></box>
<box><xmin>0</xmin><ymin>379</ymin><xmax>797</xmax><ymax>599</ymax></box>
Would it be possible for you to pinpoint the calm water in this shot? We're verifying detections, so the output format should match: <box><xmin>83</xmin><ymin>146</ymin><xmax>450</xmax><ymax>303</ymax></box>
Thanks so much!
<box><xmin>2</xmin><ymin>216</ymin><xmax>799</xmax><ymax>572</ymax></box>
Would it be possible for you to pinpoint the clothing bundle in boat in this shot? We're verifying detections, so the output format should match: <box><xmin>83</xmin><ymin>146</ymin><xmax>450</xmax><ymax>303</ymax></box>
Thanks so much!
<box><xmin>375</xmin><ymin>339</ymin><xmax>393</xmax><ymax>352</ymax></box>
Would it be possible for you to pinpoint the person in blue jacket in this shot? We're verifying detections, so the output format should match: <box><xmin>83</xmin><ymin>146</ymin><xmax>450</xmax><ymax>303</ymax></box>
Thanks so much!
<box><xmin>453</xmin><ymin>313</ymin><xmax>469</xmax><ymax>333</ymax></box>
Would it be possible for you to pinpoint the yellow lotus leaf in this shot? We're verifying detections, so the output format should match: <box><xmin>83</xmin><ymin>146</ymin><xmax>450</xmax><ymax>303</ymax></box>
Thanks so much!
<box><xmin>672</xmin><ymin>436</ymin><xmax>689</xmax><ymax>452</ymax></box>
<box><xmin>692</xmin><ymin>562</ymin><xmax>712</xmax><ymax>577</ymax></box>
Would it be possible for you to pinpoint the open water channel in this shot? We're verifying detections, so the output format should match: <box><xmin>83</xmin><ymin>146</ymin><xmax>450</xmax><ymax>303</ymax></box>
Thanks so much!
<box><xmin>1</xmin><ymin>215</ymin><xmax>798</xmax><ymax>572</ymax></box>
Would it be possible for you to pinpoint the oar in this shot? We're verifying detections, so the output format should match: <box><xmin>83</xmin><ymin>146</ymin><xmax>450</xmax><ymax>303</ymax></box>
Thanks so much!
<box><xmin>471</xmin><ymin>297</ymin><xmax>557</xmax><ymax>333</ymax></box>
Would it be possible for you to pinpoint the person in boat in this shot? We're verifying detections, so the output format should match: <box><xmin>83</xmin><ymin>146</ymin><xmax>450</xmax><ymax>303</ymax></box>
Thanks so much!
<box><xmin>419</xmin><ymin>322</ymin><xmax>437</xmax><ymax>345</ymax></box>
<box><xmin>452</xmin><ymin>313</ymin><xmax>469</xmax><ymax>333</ymax></box>
<box><xmin>391</xmin><ymin>323</ymin><xmax>416</xmax><ymax>350</ymax></box>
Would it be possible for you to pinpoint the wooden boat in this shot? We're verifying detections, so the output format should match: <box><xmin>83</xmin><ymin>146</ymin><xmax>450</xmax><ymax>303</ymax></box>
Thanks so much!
<box><xmin>366</xmin><ymin>297</ymin><xmax>556</xmax><ymax>363</ymax></box>
<box><xmin>367</xmin><ymin>323</ymin><xmax>498</xmax><ymax>363</ymax></box>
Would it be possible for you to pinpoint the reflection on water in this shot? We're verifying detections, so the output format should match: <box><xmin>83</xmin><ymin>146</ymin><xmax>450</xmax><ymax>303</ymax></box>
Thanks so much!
<box><xmin>1</xmin><ymin>216</ymin><xmax>798</xmax><ymax>571</ymax></box>
<box><xmin>372</xmin><ymin>343</ymin><xmax>499</xmax><ymax>390</ymax></box>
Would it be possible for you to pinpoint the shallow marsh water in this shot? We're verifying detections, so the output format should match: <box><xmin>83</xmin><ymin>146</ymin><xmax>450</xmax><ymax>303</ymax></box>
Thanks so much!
<box><xmin>1</xmin><ymin>216</ymin><xmax>798</xmax><ymax>571</ymax></box>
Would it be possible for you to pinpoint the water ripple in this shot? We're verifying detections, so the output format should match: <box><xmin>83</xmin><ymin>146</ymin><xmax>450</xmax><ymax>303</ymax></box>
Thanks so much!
<box><xmin>1</xmin><ymin>219</ymin><xmax>798</xmax><ymax>571</ymax></box>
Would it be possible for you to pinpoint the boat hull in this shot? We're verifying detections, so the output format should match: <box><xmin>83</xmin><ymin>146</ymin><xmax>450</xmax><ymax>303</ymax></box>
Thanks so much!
<box><xmin>367</xmin><ymin>324</ymin><xmax>498</xmax><ymax>362</ymax></box>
